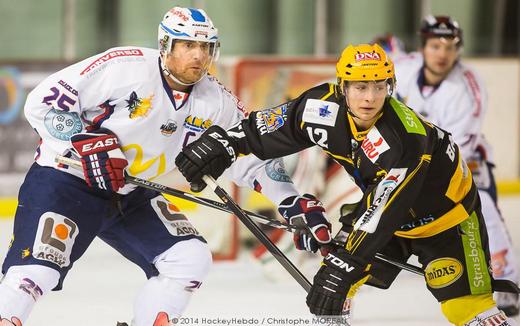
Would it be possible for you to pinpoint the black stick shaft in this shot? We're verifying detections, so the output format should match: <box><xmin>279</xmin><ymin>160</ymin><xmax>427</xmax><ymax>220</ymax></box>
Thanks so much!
<box><xmin>202</xmin><ymin>176</ymin><xmax>312</xmax><ymax>292</ymax></box>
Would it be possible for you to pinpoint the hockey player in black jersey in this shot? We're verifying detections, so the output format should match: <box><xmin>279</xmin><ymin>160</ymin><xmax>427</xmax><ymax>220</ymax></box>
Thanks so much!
<box><xmin>176</xmin><ymin>43</ymin><xmax>518</xmax><ymax>325</ymax></box>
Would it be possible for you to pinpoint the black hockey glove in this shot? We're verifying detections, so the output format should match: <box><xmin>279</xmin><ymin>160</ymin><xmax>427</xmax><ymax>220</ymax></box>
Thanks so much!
<box><xmin>307</xmin><ymin>250</ymin><xmax>371</xmax><ymax>316</ymax></box>
<box><xmin>175</xmin><ymin>125</ymin><xmax>238</xmax><ymax>192</ymax></box>
<box><xmin>278</xmin><ymin>194</ymin><xmax>332</xmax><ymax>256</ymax></box>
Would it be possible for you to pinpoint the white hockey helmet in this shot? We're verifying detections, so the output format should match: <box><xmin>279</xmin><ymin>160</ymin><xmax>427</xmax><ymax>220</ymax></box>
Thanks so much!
<box><xmin>158</xmin><ymin>7</ymin><xmax>219</xmax><ymax>59</ymax></box>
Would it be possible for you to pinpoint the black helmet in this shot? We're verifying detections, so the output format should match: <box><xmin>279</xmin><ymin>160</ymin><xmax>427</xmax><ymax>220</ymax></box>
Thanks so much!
<box><xmin>420</xmin><ymin>15</ymin><xmax>463</xmax><ymax>47</ymax></box>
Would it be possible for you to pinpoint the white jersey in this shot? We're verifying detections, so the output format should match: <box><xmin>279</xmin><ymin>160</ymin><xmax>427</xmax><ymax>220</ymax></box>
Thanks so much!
<box><xmin>394</xmin><ymin>52</ymin><xmax>491</xmax><ymax>163</ymax></box>
<box><xmin>24</xmin><ymin>46</ymin><xmax>298</xmax><ymax>203</ymax></box>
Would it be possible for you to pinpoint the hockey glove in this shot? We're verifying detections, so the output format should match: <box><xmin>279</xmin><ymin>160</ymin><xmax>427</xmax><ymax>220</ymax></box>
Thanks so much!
<box><xmin>70</xmin><ymin>128</ymin><xmax>128</xmax><ymax>192</ymax></box>
<box><xmin>175</xmin><ymin>125</ymin><xmax>238</xmax><ymax>192</ymax></box>
<box><xmin>278</xmin><ymin>194</ymin><xmax>332</xmax><ymax>256</ymax></box>
<box><xmin>307</xmin><ymin>250</ymin><xmax>371</xmax><ymax>316</ymax></box>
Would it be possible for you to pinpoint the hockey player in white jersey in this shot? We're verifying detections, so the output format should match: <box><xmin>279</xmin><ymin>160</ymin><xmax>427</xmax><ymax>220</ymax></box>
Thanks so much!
<box><xmin>392</xmin><ymin>15</ymin><xmax>519</xmax><ymax>316</ymax></box>
<box><xmin>0</xmin><ymin>7</ymin><xmax>332</xmax><ymax>325</ymax></box>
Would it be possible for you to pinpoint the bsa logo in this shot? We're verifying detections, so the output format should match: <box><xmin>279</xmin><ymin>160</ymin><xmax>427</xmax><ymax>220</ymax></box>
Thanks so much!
<box><xmin>361</xmin><ymin>127</ymin><xmax>390</xmax><ymax>163</ymax></box>
<box><xmin>160</xmin><ymin>119</ymin><xmax>178</xmax><ymax>136</ymax></box>
<box><xmin>302</xmin><ymin>99</ymin><xmax>339</xmax><ymax>126</ymax></box>
<box><xmin>126</xmin><ymin>91</ymin><xmax>154</xmax><ymax>119</ymax></box>
<box><xmin>256</xmin><ymin>104</ymin><xmax>288</xmax><ymax>135</ymax></box>
<box><xmin>355</xmin><ymin>52</ymin><xmax>381</xmax><ymax>61</ymax></box>
<box><xmin>319</xmin><ymin>104</ymin><xmax>332</xmax><ymax>117</ymax></box>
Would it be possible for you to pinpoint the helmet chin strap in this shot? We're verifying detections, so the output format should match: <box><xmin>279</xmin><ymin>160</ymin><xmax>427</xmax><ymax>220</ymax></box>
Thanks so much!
<box><xmin>160</xmin><ymin>54</ymin><xmax>207</xmax><ymax>87</ymax></box>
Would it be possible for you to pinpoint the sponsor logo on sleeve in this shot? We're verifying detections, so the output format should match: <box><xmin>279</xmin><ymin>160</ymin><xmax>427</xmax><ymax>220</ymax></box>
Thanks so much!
<box><xmin>80</xmin><ymin>49</ymin><xmax>144</xmax><ymax>75</ymax></box>
<box><xmin>32</xmin><ymin>212</ymin><xmax>79</xmax><ymax>268</ymax></box>
<box><xmin>302</xmin><ymin>99</ymin><xmax>339</xmax><ymax>126</ymax></box>
<box><xmin>256</xmin><ymin>104</ymin><xmax>288</xmax><ymax>135</ymax></box>
<box><xmin>425</xmin><ymin>258</ymin><xmax>464</xmax><ymax>289</ymax></box>
<box><xmin>390</xmin><ymin>99</ymin><xmax>426</xmax><ymax>135</ymax></box>
<box><xmin>44</xmin><ymin>108</ymin><xmax>83</xmax><ymax>140</ymax></box>
<box><xmin>361</xmin><ymin>127</ymin><xmax>390</xmax><ymax>163</ymax></box>
<box><xmin>354</xmin><ymin>168</ymin><xmax>407</xmax><ymax>233</ymax></box>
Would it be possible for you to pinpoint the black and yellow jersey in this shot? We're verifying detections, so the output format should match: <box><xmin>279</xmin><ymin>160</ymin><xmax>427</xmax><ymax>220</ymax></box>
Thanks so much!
<box><xmin>232</xmin><ymin>82</ymin><xmax>477</xmax><ymax>260</ymax></box>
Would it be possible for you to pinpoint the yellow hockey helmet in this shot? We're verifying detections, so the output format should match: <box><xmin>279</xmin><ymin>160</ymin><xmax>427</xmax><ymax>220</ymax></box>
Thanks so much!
<box><xmin>336</xmin><ymin>43</ymin><xmax>395</xmax><ymax>93</ymax></box>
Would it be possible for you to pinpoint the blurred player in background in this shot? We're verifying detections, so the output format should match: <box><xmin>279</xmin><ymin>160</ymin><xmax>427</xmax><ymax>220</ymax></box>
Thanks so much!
<box><xmin>0</xmin><ymin>6</ymin><xmax>330</xmax><ymax>326</ymax></box>
<box><xmin>382</xmin><ymin>15</ymin><xmax>519</xmax><ymax>316</ymax></box>
<box><xmin>176</xmin><ymin>42</ymin><xmax>520</xmax><ymax>325</ymax></box>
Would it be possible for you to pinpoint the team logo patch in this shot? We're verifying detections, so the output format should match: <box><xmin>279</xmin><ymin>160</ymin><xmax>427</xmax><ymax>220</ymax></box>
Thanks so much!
<box><xmin>302</xmin><ymin>99</ymin><xmax>339</xmax><ymax>126</ymax></box>
<box><xmin>354</xmin><ymin>168</ymin><xmax>407</xmax><ymax>233</ymax></box>
<box><xmin>184</xmin><ymin>115</ymin><xmax>212</xmax><ymax>132</ymax></box>
<box><xmin>44</xmin><ymin>108</ymin><xmax>82</xmax><ymax>140</ymax></box>
<box><xmin>256</xmin><ymin>103</ymin><xmax>288</xmax><ymax>135</ymax></box>
<box><xmin>361</xmin><ymin>127</ymin><xmax>390</xmax><ymax>163</ymax></box>
<box><xmin>151</xmin><ymin>197</ymin><xmax>200</xmax><ymax>237</ymax></box>
<box><xmin>126</xmin><ymin>91</ymin><xmax>154</xmax><ymax>119</ymax></box>
<box><xmin>425</xmin><ymin>258</ymin><xmax>464</xmax><ymax>289</ymax></box>
<box><xmin>32</xmin><ymin>212</ymin><xmax>79</xmax><ymax>268</ymax></box>
<box><xmin>160</xmin><ymin>119</ymin><xmax>178</xmax><ymax>136</ymax></box>
<box><xmin>265</xmin><ymin>158</ymin><xmax>292</xmax><ymax>183</ymax></box>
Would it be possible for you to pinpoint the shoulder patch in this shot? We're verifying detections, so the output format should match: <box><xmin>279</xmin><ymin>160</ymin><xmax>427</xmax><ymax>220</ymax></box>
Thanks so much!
<box><xmin>389</xmin><ymin>98</ymin><xmax>426</xmax><ymax>135</ymax></box>
<box><xmin>44</xmin><ymin>108</ymin><xmax>83</xmax><ymax>140</ymax></box>
<box><xmin>302</xmin><ymin>99</ymin><xmax>339</xmax><ymax>126</ymax></box>
<box><xmin>256</xmin><ymin>103</ymin><xmax>288</xmax><ymax>135</ymax></box>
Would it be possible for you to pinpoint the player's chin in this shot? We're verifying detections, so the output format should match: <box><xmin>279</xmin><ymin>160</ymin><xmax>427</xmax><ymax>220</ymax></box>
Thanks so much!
<box><xmin>184</xmin><ymin>70</ymin><xmax>205</xmax><ymax>83</ymax></box>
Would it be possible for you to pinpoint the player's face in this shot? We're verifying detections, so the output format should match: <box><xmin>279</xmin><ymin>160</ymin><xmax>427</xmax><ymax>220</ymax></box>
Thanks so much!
<box><xmin>345</xmin><ymin>80</ymin><xmax>387</xmax><ymax>128</ymax></box>
<box><xmin>165</xmin><ymin>40</ymin><xmax>213</xmax><ymax>84</ymax></box>
<box><xmin>422</xmin><ymin>37</ymin><xmax>459</xmax><ymax>79</ymax></box>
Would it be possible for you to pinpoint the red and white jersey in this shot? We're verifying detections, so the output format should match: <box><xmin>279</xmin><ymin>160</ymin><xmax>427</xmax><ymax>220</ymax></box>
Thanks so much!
<box><xmin>24</xmin><ymin>46</ymin><xmax>298</xmax><ymax>202</ymax></box>
<box><xmin>394</xmin><ymin>52</ymin><xmax>490</xmax><ymax>162</ymax></box>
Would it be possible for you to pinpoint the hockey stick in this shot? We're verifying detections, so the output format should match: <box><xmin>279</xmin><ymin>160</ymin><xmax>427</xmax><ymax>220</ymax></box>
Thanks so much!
<box><xmin>55</xmin><ymin>155</ymin><xmax>296</xmax><ymax>230</ymax></box>
<box><xmin>202</xmin><ymin>175</ymin><xmax>313</xmax><ymax>292</ymax></box>
<box><xmin>54</xmin><ymin>155</ymin><xmax>424</xmax><ymax>277</ymax></box>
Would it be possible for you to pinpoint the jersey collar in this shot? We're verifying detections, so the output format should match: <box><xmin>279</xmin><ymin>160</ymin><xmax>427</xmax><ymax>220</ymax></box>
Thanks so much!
<box><xmin>346</xmin><ymin>110</ymin><xmax>383</xmax><ymax>141</ymax></box>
